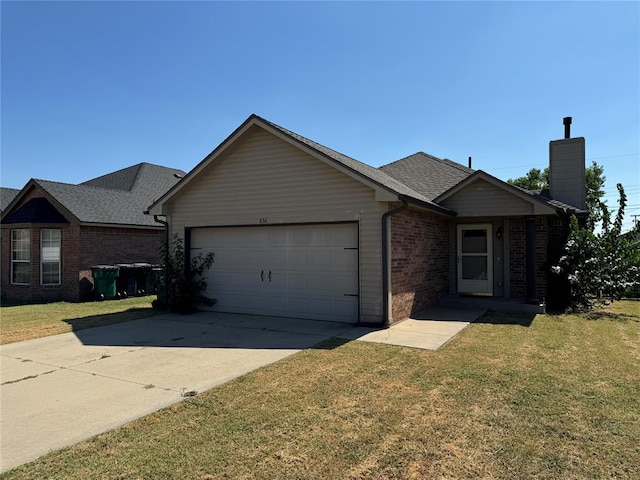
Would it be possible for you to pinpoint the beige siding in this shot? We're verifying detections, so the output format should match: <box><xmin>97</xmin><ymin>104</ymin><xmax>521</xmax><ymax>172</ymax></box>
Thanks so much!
<box><xmin>166</xmin><ymin>125</ymin><xmax>387</xmax><ymax>323</ymax></box>
<box><xmin>441</xmin><ymin>178</ymin><xmax>535</xmax><ymax>217</ymax></box>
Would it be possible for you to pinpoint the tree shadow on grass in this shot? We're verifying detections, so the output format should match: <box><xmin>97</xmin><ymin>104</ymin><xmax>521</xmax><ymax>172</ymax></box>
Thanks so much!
<box><xmin>584</xmin><ymin>310</ymin><xmax>639</xmax><ymax>323</ymax></box>
<box><xmin>473</xmin><ymin>310</ymin><xmax>536</xmax><ymax>327</ymax></box>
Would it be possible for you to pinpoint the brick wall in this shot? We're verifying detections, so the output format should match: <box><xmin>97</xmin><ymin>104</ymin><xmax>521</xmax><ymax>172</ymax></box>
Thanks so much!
<box><xmin>508</xmin><ymin>216</ymin><xmax>551</xmax><ymax>301</ymax></box>
<box><xmin>0</xmin><ymin>226</ymin><xmax>82</xmax><ymax>303</ymax></box>
<box><xmin>390</xmin><ymin>209</ymin><xmax>449</xmax><ymax>323</ymax></box>
<box><xmin>1</xmin><ymin>212</ymin><xmax>164</xmax><ymax>303</ymax></box>
<box><xmin>536</xmin><ymin>217</ymin><xmax>548</xmax><ymax>300</ymax></box>
<box><xmin>78</xmin><ymin>226</ymin><xmax>163</xmax><ymax>301</ymax></box>
<box><xmin>509</xmin><ymin>218</ymin><xmax>526</xmax><ymax>298</ymax></box>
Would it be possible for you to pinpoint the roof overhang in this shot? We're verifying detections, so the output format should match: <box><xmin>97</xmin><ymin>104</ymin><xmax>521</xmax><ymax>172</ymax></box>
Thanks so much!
<box><xmin>147</xmin><ymin>114</ymin><xmax>453</xmax><ymax>217</ymax></box>
<box><xmin>0</xmin><ymin>180</ymin><xmax>79</xmax><ymax>225</ymax></box>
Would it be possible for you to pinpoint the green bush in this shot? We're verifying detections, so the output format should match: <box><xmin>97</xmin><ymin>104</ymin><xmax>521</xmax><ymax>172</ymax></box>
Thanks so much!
<box><xmin>153</xmin><ymin>233</ymin><xmax>215</xmax><ymax>314</ymax></box>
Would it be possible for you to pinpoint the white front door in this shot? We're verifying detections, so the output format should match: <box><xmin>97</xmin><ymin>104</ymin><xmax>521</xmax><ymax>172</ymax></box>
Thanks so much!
<box><xmin>190</xmin><ymin>223</ymin><xmax>359</xmax><ymax>323</ymax></box>
<box><xmin>457</xmin><ymin>224</ymin><xmax>493</xmax><ymax>295</ymax></box>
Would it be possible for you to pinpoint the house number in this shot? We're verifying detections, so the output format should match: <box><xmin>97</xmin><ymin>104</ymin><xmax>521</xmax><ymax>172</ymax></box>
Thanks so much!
<box><xmin>259</xmin><ymin>218</ymin><xmax>268</xmax><ymax>224</ymax></box>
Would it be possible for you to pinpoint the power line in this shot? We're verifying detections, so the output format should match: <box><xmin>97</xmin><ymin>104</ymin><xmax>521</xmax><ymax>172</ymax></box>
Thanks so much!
<box><xmin>586</xmin><ymin>152</ymin><xmax>640</xmax><ymax>161</ymax></box>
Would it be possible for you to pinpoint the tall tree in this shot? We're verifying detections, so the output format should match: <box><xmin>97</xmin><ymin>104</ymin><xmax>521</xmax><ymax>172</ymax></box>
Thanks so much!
<box><xmin>507</xmin><ymin>161</ymin><xmax>606</xmax><ymax>229</ymax></box>
<box><xmin>507</xmin><ymin>168</ymin><xmax>548</xmax><ymax>191</ymax></box>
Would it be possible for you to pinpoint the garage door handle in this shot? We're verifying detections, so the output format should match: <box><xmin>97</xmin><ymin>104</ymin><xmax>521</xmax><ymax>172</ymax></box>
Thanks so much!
<box><xmin>261</xmin><ymin>270</ymin><xmax>264</xmax><ymax>282</ymax></box>
<box><xmin>268</xmin><ymin>270</ymin><xmax>272</xmax><ymax>282</ymax></box>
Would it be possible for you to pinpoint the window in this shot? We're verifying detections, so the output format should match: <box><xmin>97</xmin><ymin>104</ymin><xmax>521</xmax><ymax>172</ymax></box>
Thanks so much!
<box><xmin>11</xmin><ymin>229</ymin><xmax>30</xmax><ymax>284</ymax></box>
<box><xmin>41</xmin><ymin>229</ymin><xmax>61</xmax><ymax>285</ymax></box>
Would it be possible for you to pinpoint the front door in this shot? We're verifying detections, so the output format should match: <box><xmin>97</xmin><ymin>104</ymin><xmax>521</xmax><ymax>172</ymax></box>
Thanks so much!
<box><xmin>457</xmin><ymin>224</ymin><xmax>493</xmax><ymax>295</ymax></box>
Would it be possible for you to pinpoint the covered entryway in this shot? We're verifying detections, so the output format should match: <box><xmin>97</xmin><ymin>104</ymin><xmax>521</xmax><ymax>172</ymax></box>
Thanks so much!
<box><xmin>457</xmin><ymin>224</ymin><xmax>493</xmax><ymax>295</ymax></box>
<box><xmin>190</xmin><ymin>223</ymin><xmax>359</xmax><ymax>323</ymax></box>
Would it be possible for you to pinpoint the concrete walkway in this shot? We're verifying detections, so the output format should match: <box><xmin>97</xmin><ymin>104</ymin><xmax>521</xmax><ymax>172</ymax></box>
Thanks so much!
<box><xmin>353</xmin><ymin>306</ymin><xmax>485</xmax><ymax>349</ymax></box>
<box><xmin>0</xmin><ymin>307</ymin><xmax>482</xmax><ymax>473</ymax></box>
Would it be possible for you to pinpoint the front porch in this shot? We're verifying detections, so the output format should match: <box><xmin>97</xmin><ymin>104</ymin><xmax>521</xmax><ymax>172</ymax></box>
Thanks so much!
<box><xmin>439</xmin><ymin>294</ymin><xmax>546</xmax><ymax>315</ymax></box>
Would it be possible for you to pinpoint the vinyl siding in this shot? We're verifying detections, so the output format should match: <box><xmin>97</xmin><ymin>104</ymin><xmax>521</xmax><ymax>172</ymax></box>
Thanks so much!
<box><xmin>440</xmin><ymin>178</ymin><xmax>535</xmax><ymax>217</ymax></box>
<box><xmin>166</xmin><ymin>125</ymin><xmax>387</xmax><ymax>323</ymax></box>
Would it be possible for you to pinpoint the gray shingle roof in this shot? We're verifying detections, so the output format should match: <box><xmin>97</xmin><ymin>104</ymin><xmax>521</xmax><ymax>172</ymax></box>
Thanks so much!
<box><xmin>379</xmin><ymin>152</ymin><xmax>475</xmax><ymax>201</ymax></box>
<box><xmin>0</xmin><ymin>187</ymin><xmax>20</xmax><ymax>212</ymax></box>
<box><xmin>5</xmin><ymin>163</ymin><xmax>186</xmax><ymax>227</ymax></box>
<box><xmin>528</xmin><ymin>188</ymin><xmax>588</xmax><ymax>214</ymax></box>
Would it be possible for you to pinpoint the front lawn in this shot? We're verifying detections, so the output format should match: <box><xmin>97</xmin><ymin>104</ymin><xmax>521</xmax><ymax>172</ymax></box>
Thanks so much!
<box><xmin>0</xmin><ymin>297</ymin><xmax>162</xmax><ymax>344</ymax></box>
<box><xmin>2</xmin><ymin>301</ymin><xmax>639</xmax><ymax>479</ymax></box>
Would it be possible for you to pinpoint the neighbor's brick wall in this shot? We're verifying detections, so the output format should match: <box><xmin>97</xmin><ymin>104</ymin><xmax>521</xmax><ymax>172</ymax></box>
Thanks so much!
<box><xmin>78</xmin><ymin>226</ymin><xmax>164</xmax><ymax>301</ymax></box>
<box><xmin>390</xmin><ymin>209</ymin><xmax>449</xmax><ymax>323</ymax></box>
<box><xmin>1</xmin><ymin>225</ymin><xmax>81</xmax><ymax>303</ymax></box>
<box><xmin>1</xmin><ymin>219</ymin><xmax>163</xmax><ymax>303</ymax></box>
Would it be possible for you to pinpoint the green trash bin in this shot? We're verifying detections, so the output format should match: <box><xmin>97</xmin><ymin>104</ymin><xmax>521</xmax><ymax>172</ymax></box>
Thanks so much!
<box><xmin>91</xmin><ymin>265</ymin><xmax>120</xmax><ymax>300</ymax></box>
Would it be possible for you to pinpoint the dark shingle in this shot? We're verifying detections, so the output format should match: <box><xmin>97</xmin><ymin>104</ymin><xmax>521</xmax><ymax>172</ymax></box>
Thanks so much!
<box><xmin>0</xmin><ymin>187</ymin><xmax>20</xmax><ymax>213</ymax></box>
<box><xmin>32</xmin><ymin>163</ymin><xmax>186</xmax><ymax>227</ymax></box>
<box><xmin>379</xmin><ymin>152</ymin><xmax>474</xmax><ymax>201</ymax></box>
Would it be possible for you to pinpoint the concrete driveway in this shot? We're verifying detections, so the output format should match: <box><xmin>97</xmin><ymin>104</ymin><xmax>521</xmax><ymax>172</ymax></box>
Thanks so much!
<box><xmin>0</xmin><ymin>307</ymin><xmax>480</xmax><ymax>473</ymax></box>
<box><xmin>0</xmin><ymin>312</ymin><xmax>363</xmax><ymax>473</ymax></box>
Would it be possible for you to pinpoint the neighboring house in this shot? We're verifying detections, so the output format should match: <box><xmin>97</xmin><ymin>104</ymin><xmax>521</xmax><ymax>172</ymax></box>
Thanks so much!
<box><xmin>0</xmin><ymin>188</ymin><xmax>20</xmax><ymax>214</ymax></box>
<box><xmin>147</xmin><ymin>115</ymin><xmax>587</xmax><ymax>326</ymax></box>
<box><xmin>1</xmin><ymin>163</ymin><xmax>186</xmax><ymax>303</ymax></box>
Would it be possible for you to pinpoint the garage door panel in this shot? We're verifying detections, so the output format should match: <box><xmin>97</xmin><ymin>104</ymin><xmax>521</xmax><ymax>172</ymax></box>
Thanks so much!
<box><xmin>287</xmin><ymin>249</ymin><xmax>309</xmax><ymax>267</ymax></box>
<box><xmin>335</xmin><ymin>249</ymin><xmax>358</xmax><ymax>266</ymax></box>
<box><xmin>191</xmin><ymin>224</ymin><xmax>359</xmax><ymax>323</ymax></box>
<box><xmin>210</xmin><ymin>270</ymin><xmax>258</xmax><ymax>289</ymax></box>
<box><xmin>215</xmin><ymin>249</ymin><xmax>266</xmax><ymax>269</ymax></box>
<box><xmin>267</xmin><ymin>249</ymin><xmax>288</xmax><ymax>269</ymax></box>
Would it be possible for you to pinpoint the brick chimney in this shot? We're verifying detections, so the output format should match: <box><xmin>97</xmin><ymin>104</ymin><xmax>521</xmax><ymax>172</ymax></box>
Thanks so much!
<box><xmin>549</xmin><ymin>117</ymin><xmax>586</xmax><ymax>209</ymax></box>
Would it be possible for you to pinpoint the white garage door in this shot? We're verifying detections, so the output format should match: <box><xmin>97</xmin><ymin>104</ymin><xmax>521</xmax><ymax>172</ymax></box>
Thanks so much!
<box><xmin>190</xmin><ymin>223</ymin><xmax>359</xmax><ymax>323</ymax></box>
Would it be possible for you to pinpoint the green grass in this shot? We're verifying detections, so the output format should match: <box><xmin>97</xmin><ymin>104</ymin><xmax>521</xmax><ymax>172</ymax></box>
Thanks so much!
<box><xmin>0</xmin><ymin>297</ymin><xmax>162</xmax><ymax>344</ymax></box>
<box><xmin>2</xmin><ymin>301</ymin><xmax>639</xmax><ymax>479</ymax></box>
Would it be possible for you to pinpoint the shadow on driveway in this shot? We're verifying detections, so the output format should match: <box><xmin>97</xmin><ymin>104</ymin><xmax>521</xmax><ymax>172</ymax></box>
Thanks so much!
<box><xmin>65</xmin><ymin>311</ymin><xmax>366</xmax><ymax>351</ymax></box>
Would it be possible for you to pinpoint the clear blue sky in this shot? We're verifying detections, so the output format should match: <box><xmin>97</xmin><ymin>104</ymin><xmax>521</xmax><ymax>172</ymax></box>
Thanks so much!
<box><xmin>2</xmin><ymin>1</ymin><xmax>639</xmax><ymax>231</ymax></box>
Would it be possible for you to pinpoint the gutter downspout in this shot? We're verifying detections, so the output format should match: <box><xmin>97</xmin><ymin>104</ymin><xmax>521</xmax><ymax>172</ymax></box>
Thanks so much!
<box><xmin>381</xmin><ymin>200</ymin><xmax>408</xmax><ymax>327</ymax></box>
<box><xmin>151</xmin><ymin>214</ymin><xmax>169</xmax><ymax>304</ymax></box>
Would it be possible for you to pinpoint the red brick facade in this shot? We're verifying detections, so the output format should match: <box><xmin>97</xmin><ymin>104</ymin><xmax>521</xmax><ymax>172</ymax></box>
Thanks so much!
<box><xmin>1</xmin><ymin>221</ymin><xmax>163</xmax><ymax>303</ymax></box>
<box><xmin>508</xmin><ymin>216</ymin><xmax>551</xmax><ymax>301</ymax></box>
<box><xmin>390</xmin><ymin>209</ymin><xmax>449</xmax><ymax>322</ymax></box>
<box><xmin>508</xmin><ymin>218</ymin><xmax>526</xmax><ymax>298</ymax></box>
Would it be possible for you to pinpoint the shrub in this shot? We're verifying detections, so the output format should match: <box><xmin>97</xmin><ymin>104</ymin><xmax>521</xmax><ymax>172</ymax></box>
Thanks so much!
<box><xmin>552</xmin><ymin>184</ymin><xmax>640</xmax><ymax>310</ymax></box>
<box><xmin>153</xmin><ymin>233</ymin><xmax>216</xmax><ymax>314</ymax></box>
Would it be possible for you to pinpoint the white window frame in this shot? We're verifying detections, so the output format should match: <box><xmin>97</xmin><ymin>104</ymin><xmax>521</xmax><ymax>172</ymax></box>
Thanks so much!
<box><xmin>40</xmin><ymin>228</ymin><xmax>61</xmax><ymax>285</ymax></box>
<box><xmin>11</xmin><ymin>229</ymin><xmax>30</xmax><ymax>285</ymax></box>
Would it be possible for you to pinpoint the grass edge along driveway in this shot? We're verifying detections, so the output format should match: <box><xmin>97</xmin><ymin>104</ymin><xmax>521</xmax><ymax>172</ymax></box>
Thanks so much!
<box><xmin>0</xmin><ymin>297</ymin><xmax>161</xmax><ymax>345</ymax></box>
<box><xmin>2</xmin><ymin>301</ymin><xmax>638</xmax><ymax>479</ymax></box>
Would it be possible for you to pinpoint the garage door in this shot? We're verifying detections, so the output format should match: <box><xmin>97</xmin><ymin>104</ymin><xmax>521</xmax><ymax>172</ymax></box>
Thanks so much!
<box><xmin>190</xmin><ymin>223</ymin><xmax>359</xmax><ymax>323</ymax></box>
